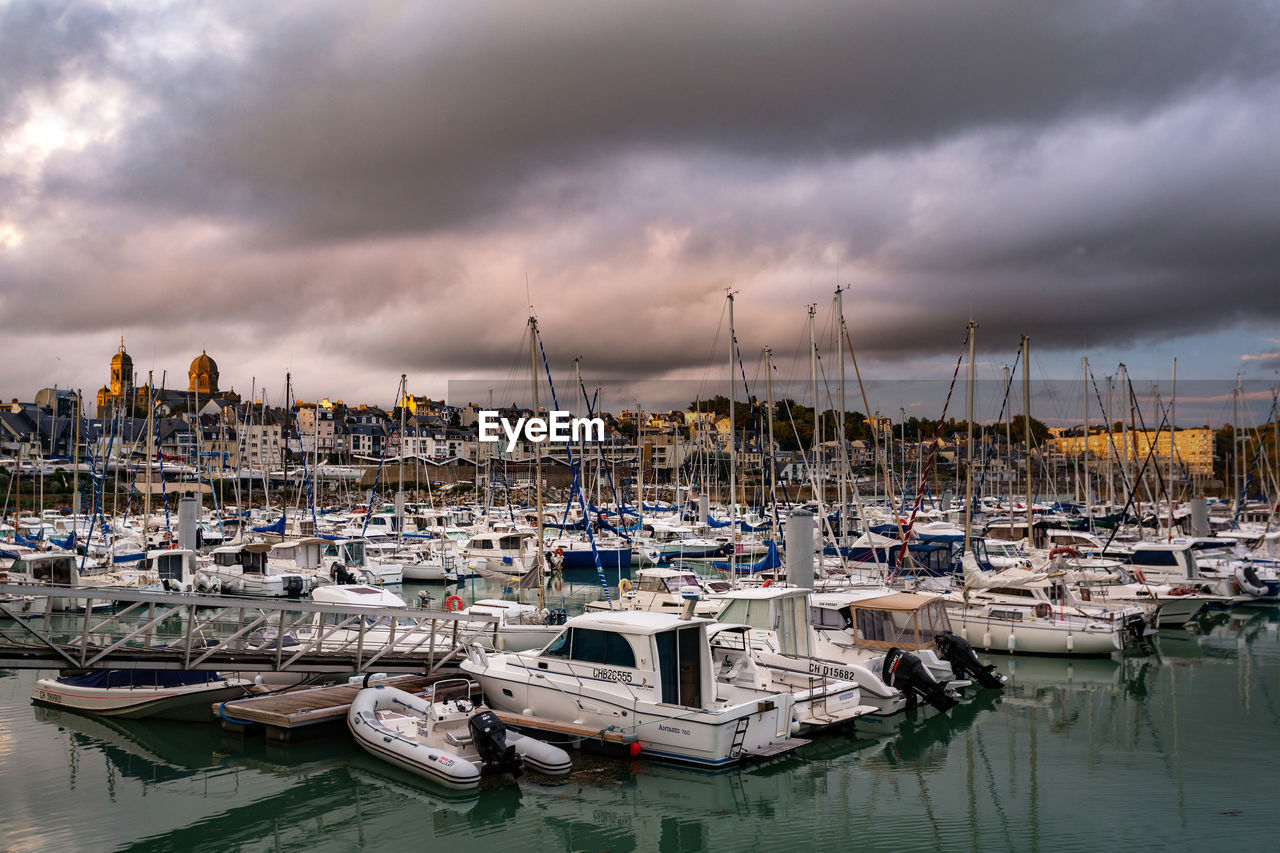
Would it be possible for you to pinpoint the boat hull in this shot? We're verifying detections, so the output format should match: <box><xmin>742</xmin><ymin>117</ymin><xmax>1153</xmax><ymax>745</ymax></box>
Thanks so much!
<box><xmin>32</xmin><ymin>678</ymin><xmax>249</xmax><ymax>721</ymax></box>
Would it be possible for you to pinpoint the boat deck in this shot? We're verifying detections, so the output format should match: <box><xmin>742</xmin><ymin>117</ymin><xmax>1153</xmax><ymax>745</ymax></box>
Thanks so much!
<box><xmin>214</xmin><ymin>672</ymin><xmax>464</xmax><ymax>741</ymax></box>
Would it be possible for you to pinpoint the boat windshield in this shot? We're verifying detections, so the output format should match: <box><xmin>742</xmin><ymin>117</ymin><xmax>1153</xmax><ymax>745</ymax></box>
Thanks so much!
<box><xmin>663</xmin><ymin>574</ymin><xmax>702</xmax><ymax>593</ymax></box>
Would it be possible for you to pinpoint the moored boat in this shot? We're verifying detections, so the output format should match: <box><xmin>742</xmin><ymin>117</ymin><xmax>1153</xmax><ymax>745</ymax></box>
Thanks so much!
<box><xmin>32</xmin><ymin>669</ymin><xmax>252</xmax><ymax>720</ymax></box>
<box><xmin>347</xmin><ymin>681</ymin><xmax>571</xmax><ymax>790</ymax></box>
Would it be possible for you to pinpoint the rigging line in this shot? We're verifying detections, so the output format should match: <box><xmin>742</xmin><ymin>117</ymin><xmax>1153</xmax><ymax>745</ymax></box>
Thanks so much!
<box><xmin>971</xmin><ymin>350</ymin><xmax>1022</xmax><ymax>511</ymax></box>
<box><xmin>844</xmin><ymin>324</ymin><xmax>902</xmax><ymax>530</ymax></box>
<box><xmin>538</xmin><ymin>334</ymin><xmax>613</xmax><ymax>606</ymax></box>
<box><xmin>1088</xmin><ymin>368</ymin><xmax>1135</xmax><ymax>502</ymax></box>
<box><xmin>889</xmin><ymin>326</ymin><xmax>970</xmax><ymax>580</ymax></box>
<box><xmin>1098</xmin><ymin>404</ymin><xmax>1173</xmax><ymax>554</ymax></box>
<box><xmin>1232</xmin><ymin>395</ymin><xmax>1280</xmax><ymax>527</ymax></box>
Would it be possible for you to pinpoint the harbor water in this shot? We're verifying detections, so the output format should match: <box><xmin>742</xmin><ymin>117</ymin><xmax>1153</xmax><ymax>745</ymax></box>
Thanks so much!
<box><xmin>2</xmin><ymin>604</ymin><xmax>1278</xmax><ymax>852</ymax></box>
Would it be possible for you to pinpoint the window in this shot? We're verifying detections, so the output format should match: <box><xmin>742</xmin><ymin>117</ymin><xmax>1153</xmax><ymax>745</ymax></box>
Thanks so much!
<box><xmin>542</xmin><ymin>629</ymin><xmax>571</xmax><ymax>658</ymax></box>
<box><xmin>854</xmin><ymin>608</ymin><xmax>893</xmax><ymax>642</ymax></box>
<box><xmin>717</xmin><ymin>598</ymin><xmax>773</xmax><ymax>628</ymax></box>
<box><xmin>1131</xmin><ymin>550</ymin><xmax>1179</xmax><ymax>567</ymax></box>
<box><xmin>541</xmin><ymin>628</ymin><xmax>636</xmax><ymax>667</ymax></box>
<box><xmin>811</xmin><ymin>605</ymin><xmax>852</xmax><ymax>630</ymax></box>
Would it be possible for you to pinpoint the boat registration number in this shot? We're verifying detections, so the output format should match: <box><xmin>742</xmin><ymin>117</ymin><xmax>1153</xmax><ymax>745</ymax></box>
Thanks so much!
<box><xmin>591</xmin><ymin>667</ymin><xmax>633</xmax><ymax>684</ymax></box>
<box><xmin>808</xmin><ymin>661</ymin><xmax>860</xmax><ymax>681</ymax></box>
<box><xmin>36</xmin><ymin>689</ymin><xmax>62</xmax><ymax>704</ymax></box>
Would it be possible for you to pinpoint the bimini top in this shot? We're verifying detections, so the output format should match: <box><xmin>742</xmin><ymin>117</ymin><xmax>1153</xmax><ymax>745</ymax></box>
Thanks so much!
<box><xmin>564</xmin><ymin>610</ymin><xmax>712</xmax><ymax>635</ymax></box>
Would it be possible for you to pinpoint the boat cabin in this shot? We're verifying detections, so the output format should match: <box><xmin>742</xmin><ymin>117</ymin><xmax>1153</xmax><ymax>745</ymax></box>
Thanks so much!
<box><xmin>536</xmin><ymin>612</ymin><xmax>715</xmax><ymax>708</ymax></box>
<box><xmin>210</xmin><ymin>543</ymin><xmax>272</xmax><ymax>574</ymax></box>
<box><xmin>11</xmin><ymin>552</ymin><xmax>79</xmax><ymax>585</ymax></box>
<box><xmin>270</xmin><ymin>537</ymin><xmax>327</xmax><ymax>570</ymax></box>
<box><xmin>323</xmin><ymin>539</ymin><xmax>368</xmax><ymax>567</ymax></box>
<box><xmin>635</xmin><ymin>568</ymin><xmax>704</xmax><ymax>595</ymax></box>
<box><xmin>147</xmin><ymin>549</ymin><xmax>197</xmax><ymax>585</ymax></box>
<box><xmin>715</xmin><ymin>587</ymin><xmax>814</xmax><ymax>657</ymax></box>
<box><xmin>1129</xmin><ymin>541</ymin><xmax>1198</xmax><ymax>578</ymax></box>
<box><xmin>809</xmin><ymin>590</ymin><xmax>953</xmax><ymax>652</ymax></box>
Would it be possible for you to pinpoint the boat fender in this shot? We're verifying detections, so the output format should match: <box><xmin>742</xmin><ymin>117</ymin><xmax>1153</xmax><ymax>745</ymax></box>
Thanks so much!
<box><xmin>445</xmin><ymin>595</ymin><xmax>465</xmax><ymax>612</ymax></box>
<box><xmin>468</xmin><ymin>710</ymin><xmax>523</xmax><ymax>778</ymax></box>
<box><xmin>1235</xmin><ymin>565</ymin><xmax>1268</xmax><ymax>597</ymax></box>
<box><xmin>1132</xmin><ymin>567</ymin><xmax>1146</xmax><ymax>584</ymax></box>
<box><xmin>882</xmin><ymin>647</ymin><xmax>957</xmax><ymax>712</ymax></box>
<box><xmin>934</xmin><ymin>631</ymin><xmax>1005</xmax><ymax>689</ymax></box>
<box><xmin>762</xmin><ymin>579</ymin><xmax>772</xmax><ymax>587</ymax></box>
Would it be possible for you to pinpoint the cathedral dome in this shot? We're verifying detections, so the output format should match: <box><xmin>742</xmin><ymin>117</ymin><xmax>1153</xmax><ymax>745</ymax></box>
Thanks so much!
<box><xmin>189</xmin><ymin>350</ymin><xmax>220</xmax><ymax>396</ymax></box>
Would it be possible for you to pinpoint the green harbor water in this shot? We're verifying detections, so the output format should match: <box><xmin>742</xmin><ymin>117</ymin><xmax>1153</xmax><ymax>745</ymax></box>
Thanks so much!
<box><xmin>2</xmin><ymin>604</ymin><xmax>1278</xmax><ymax>852</ymax></box>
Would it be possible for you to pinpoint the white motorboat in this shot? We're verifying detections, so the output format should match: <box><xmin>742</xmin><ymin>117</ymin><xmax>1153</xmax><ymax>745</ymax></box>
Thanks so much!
<box><xmin>348</xmin><ymin>680</ymin><xmax>571</xmax><ymax>790</ymax></box>
<box><xmin>710</xmin><ymin>586</ymin><xmax>986</xmax><ymax>730</ymax></box>
<box><xmin>322</xmin><ymin>538</ymin><xmax>405</xmax><ymax>585</ymax></box>
<box><xmin>204</xmin><ymin>542</ymin><xmax>312</xmax><ymax>598</ymax></box>
<box><xmin>940</xmin><ymin>552</ymin><xmax>1150</xmax><ymax>656</ymax></box>
<box><xmin>459</xmin><ymin>599</ymin><xmax>563</xmax><ymax>652</ymax></box>
<box><xmin>32</xmin><ymin>669</ymin><xmax>252</xmax><ymax>720</ymax></box>
<box><xmin>1127</xmin><ymin>540</ymin><xmax>1261</xmax><ymax>604</ymax></box>
<box><xmin>462</xmin><ymin>611</ymin><xmax>805</xmax><ymax>768</ymax></box>
<box><xmin>460</xmin><ymin>529</ymin><xmax>537</xmax><ymax>578</ymax></box>
<box><xmin>301</xmin><ymin>586</ymin><xmax>556</xmax><ymax>655</ymax></box>
<box><xmin>1044</xmin><ymin>550</ymin><xmax>1217</xmax><ymax>627</ymax></box>
<box><xmin>584</xmin><ymin>567</ymin><xmax>726</xmax><ymax>616</ymax></box>
<box><xmin>149</xmin><ymin>548</ymin><xmax>223</xmax><ymax>594</ymax></box>
<box><xmin>808</xmin><ymin>588</ymin><xmax>1008</xmax><ymax>690</ymax></box>
<box><xmin>5</xmin><ymin>550</ymin><xmax>155</xmax><ymax>610</ymax></box>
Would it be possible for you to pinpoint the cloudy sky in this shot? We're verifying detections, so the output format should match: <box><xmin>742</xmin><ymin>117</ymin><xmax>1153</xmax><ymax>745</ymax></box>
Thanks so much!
<box><xmin>2</xmin><ymin>0</ymin><xmax>1278</xmax><ymax>423</ymax></box>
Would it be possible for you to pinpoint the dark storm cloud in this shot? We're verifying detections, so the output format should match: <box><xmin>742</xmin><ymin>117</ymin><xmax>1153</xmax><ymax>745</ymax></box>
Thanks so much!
<box><xmin>3</xmin><ymin>0</ymin><xmax>1280</xmax><ymax>401</ymax></box>
<box><xmin>58</xmin><ymin>0</ymin><xmax>1280</xmax><ymax>242</ymax></box>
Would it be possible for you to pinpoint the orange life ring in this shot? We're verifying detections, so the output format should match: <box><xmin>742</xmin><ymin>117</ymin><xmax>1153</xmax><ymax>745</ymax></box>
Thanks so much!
<box><xmin>762</xmin><ymin>578</ymin><xmax>772</xmax><ymax>587</ymax></box>
<box><xmin>554</xmin><ymin>546</ymin><xmax>564</xmax><ymax>558</ymax></box>
<box><xmin>1048</xmin><ymin>547</ymin><xmax>1078</xmax><ymax>559</ymax></box>
<box><xmin>445</xmin><ymin>595</ymin><xmax>465</xmax><ymax>612</ymax></box>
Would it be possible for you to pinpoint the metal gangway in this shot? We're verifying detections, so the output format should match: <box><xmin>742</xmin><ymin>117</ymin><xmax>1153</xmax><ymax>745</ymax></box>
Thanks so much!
<box><xmin>0</xmin><ymin>583</ymin><xmax>499</xmax><ymax>674</ymax></box>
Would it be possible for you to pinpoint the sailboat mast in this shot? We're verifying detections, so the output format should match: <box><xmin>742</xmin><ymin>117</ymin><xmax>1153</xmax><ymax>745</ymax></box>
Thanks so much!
<box><xmin>530</xmin><ymin>316</ymin><xmax>546</xmax><ymax>610</ymax></box>
<box><xmin>144</xmin><ymin>370</ymin><xmax>153</xmax><ymax>548</ymax></box>
<box><xmin>835</xmin><ymin>287</ymin><xmax>847</xmax><ymax>545</ymax></box>
<box><xmin>72</xmin><ymin>389</ymin><xmax>82</xmax><ymax>517</ymax></box>
<box><xmin>963</xmin><ymin>322</ymin><xmax>976</xmax><ymax>554</ymax></box>
<box><xmin>1022</xmin><ymin>335</ymin><xmax>1033</xmax><ymax>545</ymax></box>
<box><xmin>398</xmin><ymin>373</ymin><xmax>407</xmax><ymax>545</ymax></box>
<box><xmin>764</xmin><ymin>346</ymin><xmax>778</xmax><ymax>515</ymax></box>
<box><xmin>1168</xmin><ymin>358</ymin><xmax>1176</xmax><ymax>537</ymax></box>
<box><xmin>727</xmin><ymin>293</ymin><xmax>737</xmax><ymax>575</ymax></box>
<box><xmin>808</xmin><ymin>304</ymin><xmax>820</xmax><ymax>505</ymax></box>
<box><xmin>1082</xmin><ymin>357</ymin><xmax>1090</xmax><ymax>516</ymax></box>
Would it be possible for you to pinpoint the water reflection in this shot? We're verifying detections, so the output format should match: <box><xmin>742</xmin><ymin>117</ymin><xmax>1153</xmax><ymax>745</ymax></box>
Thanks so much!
<box><xmin>3</xmin><ymin>607</ymin><xmax>1279</xmax><ymax>851</ymax></box>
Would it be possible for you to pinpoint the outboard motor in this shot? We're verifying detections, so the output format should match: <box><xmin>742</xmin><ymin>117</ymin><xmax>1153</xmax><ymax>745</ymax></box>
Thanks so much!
<box><xmin>935</xmin><ymin>631</ymin><xmax>1006</xmax><ymax>689</ymax></box>
<box><xmin>467</xmin><ymin>710</ymin><xmax>523</xmax><ymax>779</ymax></box>
<box><xmin>284</xmin><ymin>575</ymin><xmax>304</xmax><ymax>598</ymax></box>
<box><xmin>882</xmin><ymin>647</ymin><xmax>958</xmax><ymax>712</ymax></box>
<box><xmin>329</xmin><ymin>561</ymin><xmax>358</xmax><ymax>585</ymax></box>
